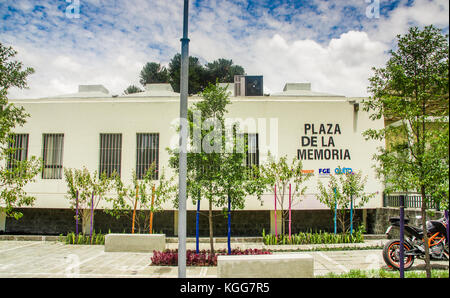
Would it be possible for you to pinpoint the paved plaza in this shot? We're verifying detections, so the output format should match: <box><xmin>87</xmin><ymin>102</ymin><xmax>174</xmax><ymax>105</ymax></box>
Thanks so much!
<box><xmin>0</xmin><ymin>240</ymin><xmax>447</xmax><ymax>278</ymax></box>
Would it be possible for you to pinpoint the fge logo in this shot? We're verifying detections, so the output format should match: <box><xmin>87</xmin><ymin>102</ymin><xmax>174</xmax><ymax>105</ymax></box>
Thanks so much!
<box><xmin>319</xmin><ymin>168</ymin><xmax>331</xmax><ymax>174</ymax></box>
<box><xmin>318</xmin><ymin>168</ymin><xmax>331</xmax><ymax>178</ymax></box>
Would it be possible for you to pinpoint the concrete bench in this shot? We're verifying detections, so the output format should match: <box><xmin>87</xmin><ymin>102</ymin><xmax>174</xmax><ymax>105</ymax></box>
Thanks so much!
<box><xmin>104</xmin><ymin>234</ymin><xmax>166</xmax><ymax>253</ymax></box>
<box><xmin>217</xmin><ymin>254</ymin><xmax>314</xmax><ymax>278</ymax></box>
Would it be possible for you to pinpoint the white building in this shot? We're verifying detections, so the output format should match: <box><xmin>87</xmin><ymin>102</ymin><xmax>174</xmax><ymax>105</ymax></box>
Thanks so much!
<box><xmin>3</xmin><ymin>77</ymin><xmax>385</xmax><ymax>235</ymax></box>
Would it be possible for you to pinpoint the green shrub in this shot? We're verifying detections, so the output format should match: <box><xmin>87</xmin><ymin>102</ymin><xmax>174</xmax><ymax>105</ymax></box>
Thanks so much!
<box><xmin>262</xmin><ymin>226</ymin><xmax>365</xmax><ymax>245</ymax></box>
<box><xmin>60</xmin><ymin>231</ymin><xmax>105</xmax><ymax>245</ymax></box>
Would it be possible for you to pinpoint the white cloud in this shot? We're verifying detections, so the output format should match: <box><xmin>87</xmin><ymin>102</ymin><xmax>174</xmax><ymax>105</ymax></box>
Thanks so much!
<box><xmin>2</xmin><ymin>0</ymin><xmax>448</xmax><ymax>99</ymax></box>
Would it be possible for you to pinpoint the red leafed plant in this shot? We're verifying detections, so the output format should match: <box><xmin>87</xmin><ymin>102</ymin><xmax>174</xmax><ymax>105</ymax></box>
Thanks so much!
<box><xmin>151</xmin><ymin>248</ymin><xmax>271</xmax><ymax>266</ymax></box>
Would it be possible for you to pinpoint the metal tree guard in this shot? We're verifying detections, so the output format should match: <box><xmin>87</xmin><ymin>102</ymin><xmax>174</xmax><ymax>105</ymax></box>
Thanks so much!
<box><xmin>399</xmin><ymin>194</ymin><xmax>405</xmax><ymax>278</ymax></box>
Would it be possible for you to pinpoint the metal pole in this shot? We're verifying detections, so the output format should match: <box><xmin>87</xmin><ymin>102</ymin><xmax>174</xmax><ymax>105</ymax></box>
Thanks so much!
<box><xmin>149</xmin><ymin>185</ymin><xmax>155</xmax><ymax>234</ymax></box>
<box><xmin>75</xmin><ymin>190</ymin><xmax>79</xmax><ymax>237</ymax></box>
<box><xmin>227</xmin><ymin>194</ymin><xmax>231</xmax><ymax>255</ymax></box>
<box><xmin>399</xmin><ymin>195</ymin><xmax>405</xmax><ymax>278</ymax></box>
<box><xmin>288</xmin><ymin>183</ymin><xmax>291</xmax><ymax>240</ymax></box>
<box><xmin>178</xmin><ymin>0</ymin><xmax>190</xmax><ymax>279</ymax></box>
<box><xmin>196</xmin><ymin>197</ymin><xmax>200</xmax><ymax>254</ymax></box>
<box><xmin>90</xmin><ymin>191</ymin><xmax>94</xmax><ymax>242</ymax></box>
<box><xmin>274</xmin><ymin>184</ymin><xmax>278</xmax><ymax>239</ymax></box>
<box><xmin>333</xmin><ymin>188</ymin><xmax>337</xmax><ymax>234</ymax></box>
<box><xmin>350</xmin><ymin>194</ymin><xmax>353</xmax><ymax>235</ymax></box>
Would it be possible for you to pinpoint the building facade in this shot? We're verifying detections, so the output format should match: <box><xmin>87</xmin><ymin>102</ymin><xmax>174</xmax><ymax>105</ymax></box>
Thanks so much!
<box><xmin>2</xmin><ymin>79</ymin><xmax>385</xmax><ymax>236</ymax></box>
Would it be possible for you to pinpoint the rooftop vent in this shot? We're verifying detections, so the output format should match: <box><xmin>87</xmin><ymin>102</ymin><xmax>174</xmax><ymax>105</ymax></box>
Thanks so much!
<box><xmin>144</xmin><ymin>83</ymin><xmax>174</xmax><ymax>92</ymax></box>
<box><xmin>283</xmin><ymin>83</ymin><xmax>311</xmax><ymax>92</ymax></box>
<box><xmin>78</xmin><ymin>85</ymin><xmax>109</xmax><ymax>94</ymax></box>
<box><xmin>234</xmin><ymin>75</ymin><xmax>263</xmax><ymax>96</ymax></box>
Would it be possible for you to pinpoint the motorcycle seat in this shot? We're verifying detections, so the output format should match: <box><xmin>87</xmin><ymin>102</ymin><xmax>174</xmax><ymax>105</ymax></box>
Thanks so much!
<box><xmin>409</xmin><ymin>226</ymin><xmax>423</xmax><ymax>235</ymax></box>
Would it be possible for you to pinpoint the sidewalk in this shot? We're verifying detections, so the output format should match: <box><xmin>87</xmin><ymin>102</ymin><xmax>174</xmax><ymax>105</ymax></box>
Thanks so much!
<box><xmin>2</xmin><ymin>238</ymin><xmax>446</xmax><ymax>278</ymax></box>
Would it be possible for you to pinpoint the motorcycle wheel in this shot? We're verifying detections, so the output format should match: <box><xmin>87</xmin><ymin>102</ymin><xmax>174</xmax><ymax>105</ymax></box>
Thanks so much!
<box><xmin>382</xmin><ymin>239</ymin><xmax>415</xmax><ymax>270</ymax></box>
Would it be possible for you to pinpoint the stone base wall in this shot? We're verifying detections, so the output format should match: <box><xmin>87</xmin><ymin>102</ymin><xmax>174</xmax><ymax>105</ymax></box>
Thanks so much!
<box><xmin>2</xmin><ymin>207</ymin><xmax>443</xmax><ymax>237</ymax></box>
<box><xmin>365</xmin><ymin>207</ymin><xmax>445</xmax><ymax>235</ymax></box>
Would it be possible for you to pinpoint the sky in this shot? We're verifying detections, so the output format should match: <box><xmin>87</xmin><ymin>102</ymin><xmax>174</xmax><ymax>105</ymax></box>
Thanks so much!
<box><xmin>1</xmin><ymin>0</ymin><xmax>448</xmax><ymax>99</ymax></box>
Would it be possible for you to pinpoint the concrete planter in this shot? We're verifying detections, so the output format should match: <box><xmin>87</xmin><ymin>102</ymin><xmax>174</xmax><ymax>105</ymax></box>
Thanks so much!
<box><xmin>217</xmin><ymin>253</ymin><xmax>314</xmax><ymax>278</ymax></box>
<box><xmin>104</xmin><ymin>233</ymin><xmax>166</xmax><ymax>252</ymax></box>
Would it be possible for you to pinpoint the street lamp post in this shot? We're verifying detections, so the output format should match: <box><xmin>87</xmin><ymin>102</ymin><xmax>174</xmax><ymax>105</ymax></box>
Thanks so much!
<box><xmin>178</xmin><ymin>0</ymin><xmax>190</xmax><ymax>279</ymax></box>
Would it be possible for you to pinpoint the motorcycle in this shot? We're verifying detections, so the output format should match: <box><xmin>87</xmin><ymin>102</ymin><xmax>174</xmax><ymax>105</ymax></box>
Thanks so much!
<box><xmin>383</xmin><ymin>216</ymin><xmax>449</xmax><ymax>270</ymax></box>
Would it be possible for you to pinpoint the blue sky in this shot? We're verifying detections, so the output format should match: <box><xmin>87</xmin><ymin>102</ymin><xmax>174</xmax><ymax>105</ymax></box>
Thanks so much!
<box><xmin>1</xmin><ymin>0</ymin><xmax>448</xmax><ymax>98</ymax></box>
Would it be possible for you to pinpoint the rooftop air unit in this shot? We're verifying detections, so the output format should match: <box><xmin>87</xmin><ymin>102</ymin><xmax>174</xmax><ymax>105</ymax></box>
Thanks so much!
<box><xmin>234</xmin><ymin>75</ymin><xmax>263</xmax><ymax>96</ymax></box>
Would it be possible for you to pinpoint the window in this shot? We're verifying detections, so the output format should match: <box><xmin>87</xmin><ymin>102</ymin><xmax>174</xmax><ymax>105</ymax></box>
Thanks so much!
<box><xmin>136</xmin><ymin>133</ymin><xmax>159</xmax><ymax>180</ymax></box>
<box><xmin>244</xmin><ymin>133</ymin><xmax>259</xmax><ymax>168</ymax></box>
<box><xmin>7</xmin><ymin>134</ymin><xmax>29</xmax><ymax>170</ymax></box>
<box><xmin>99</xmin><ymin>133</ymin><xmax>122</xmax><ymax>177</ymax></box>
<box><xmin>42</xmin><ymin>134</ymin><xmax>64</xmax><ymax>179</ymax></box>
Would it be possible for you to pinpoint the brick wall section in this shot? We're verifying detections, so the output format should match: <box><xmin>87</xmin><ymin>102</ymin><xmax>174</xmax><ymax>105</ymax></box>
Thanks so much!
<box><xmin>366</xmin><ymin>208</ymin><xmax>445</xmax><ymax>235</ymax></box>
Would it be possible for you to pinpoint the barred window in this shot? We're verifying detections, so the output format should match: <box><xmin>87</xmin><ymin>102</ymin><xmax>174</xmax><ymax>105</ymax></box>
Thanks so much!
<box><xmin>99</xmin><ymin>133</ymin><xmax>122</xmax><ymax>177</ymax></box>
<box><xmin>244</xmin><ymin>133</ymin><xmax>259</xmax><ymax>168</ymax></box>
<box><xmin>136</xmin><ymin>133</ymin><xmax>159</xmax><ymax>180</ymax></box>
<box><xmin>42</xmin><ymin>134</ymin><xmax>64</xmax><ymax>179</ymax></box>
<box><xmin>7</xmin><ymin>134</ymin><xmax>29</xmax><ymax>170</ymax></box>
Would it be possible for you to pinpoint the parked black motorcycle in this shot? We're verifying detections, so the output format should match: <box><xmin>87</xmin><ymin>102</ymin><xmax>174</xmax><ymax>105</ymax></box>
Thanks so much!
<box><xmin>383</xmin><ymin>216</ymin><xmax>449</xmax><ymax>270</ymax></box>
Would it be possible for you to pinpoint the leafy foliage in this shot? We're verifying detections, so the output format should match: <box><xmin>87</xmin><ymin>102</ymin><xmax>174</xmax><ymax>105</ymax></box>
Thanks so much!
<box><xmin>64</xmin><ymin>167</ymin><xmax>113</xmax><ymax>234</ymax></box>
<box><xmin>362</xmin><ymin>25</ymin><xmax>449</xmax><ymax>278</ymax></box>
<box><xmin>123</xmin><ymin>85</ymin><xmax>143</xmax><ymax>95</ymax></box>
<box><xmin>59</xmin><ymin>231</ymin><xmax>106</xmax><ymax>245</ymax></box>
<box><xmin>139</xmin><ymin>62</ymin><xmax>169</xmax><ymax>85</ymax></box>
<box><xmin>317</xmin><ymin>169</ymin><xmax>376</xmax><ymax>233</ymax></box>
<box><xmin>151</xmin><ymin>248</ymin><xmax>271</xmax><ymax>267</ymax></box>
<box><xmin>262</xmin><ymin>227</ymin><xmax>365</xmax><ymax>245</ymax></box>
<box><xmin>258</xmin><ymin>154</ymin><xmax>313</xmax><ymax>235</ymax></box>
<box><xmin>168</xmin><ymin>82</ymin><xmax>263</xmax><ymax>254</ymax></box>
<box><xmin>136</xmin><ymin>55</ymin><xmax>245</xmax><ymax>95</ymax></box>
<box><xmin>0</xmin><ymin>43</ymin><xmax>41</xmax><ymax>219</ymax></box>
<box><xmin>104</xmin><ymin>165</ymin><xmax>176</xmax><ymax>233</ymax></box>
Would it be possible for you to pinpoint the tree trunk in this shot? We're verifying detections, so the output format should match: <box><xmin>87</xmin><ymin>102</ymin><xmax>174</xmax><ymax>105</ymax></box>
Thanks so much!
<box><xmin>208</xmin><ymin>199</ymin><xmax>214</xmax><ymax>256</ymax></box>
<box><xmin>421</xmin><ymin>186</ymin><xmax>431</xmax><ymax>278</ymax></box>
<box><xmin>81</xmin><ymin>210</ymin><xmax>91</xmax><ymax>235</ymax></box>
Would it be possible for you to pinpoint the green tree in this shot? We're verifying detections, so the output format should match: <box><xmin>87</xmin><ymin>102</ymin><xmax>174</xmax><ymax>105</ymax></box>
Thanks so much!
<box><xmin>168</xmin><ymin>83</ymin><xmax>229</xmax><ymax>254</ymax></box>
<box><xmin>363</xmin><ymin>25</ymin><xmax>449</xmax><ymax>277</ymax></box>
<box><xmin>0</xmin><ymin>43</ymin><xmax>41</xmax><ymax>220</ymax></box>
<box><xmin>317</xmin><ymin>170</ymin><xmax>375</xmax><ymax>233</ymax></box>
<box><xmin>168</xmin><ymin>54</ymin><xmax>246</xmax><ymax>95</ymax></box>
<box><xmin>168</xmin><ymin>83</ymin><xmax>262</xmax><ymax>254</ymax></box>
<box><xmin>139</xmin><ymin>62</ymin><xmax>169</xmax><ymax>86</ymax></box>
<box><xmin>123</xmin><ymin>85</ymin><xmax>143</xmax><ymax>95</ymax></box>
<box><xmin>105</xmin><ymin>166</ymin><xmax>175</xmax><ymax>233</ymax></box>
<box><xmin>259</xmin><ymin>154</ymin><xmax>312</xmax><ymax>235</ymax></box>
<box><xmin>168</xmin><ymin>54</ymin><xmax>207</xmax><ymax>95</ymax></box>
<box><xmin>205</xmin><ymin>58</ymin><xmax>245</xmax><ymax>83</ymax></box>
<box><xmin>64</xmin><ymin>167</ymin><xmax>112</xmax><ymax>234</ymax></box>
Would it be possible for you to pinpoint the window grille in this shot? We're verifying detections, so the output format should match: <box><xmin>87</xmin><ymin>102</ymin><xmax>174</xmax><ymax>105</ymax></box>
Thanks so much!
<box><xmin>7</xmin><ymin>134</ymin><xmax>29</xmax><ymax>170</ymax></box>
<box><xmin>136</xmin><ymin>133</ymin><xmax>159</xmax><ymax>180</ymax></box>
<box><xmin>42</xmin><ymin>134</ymin><xmax>64</xmax><ymax>179</ymax></box>
<box><xmin>244</xmin><ymin>133</ymin><xmax>259</xmax><ymax>168</ymax></box>
<box><xmin>99</xmin><ymin>133</ymin><xmax>122</xmax><ymax>178</ymax></box>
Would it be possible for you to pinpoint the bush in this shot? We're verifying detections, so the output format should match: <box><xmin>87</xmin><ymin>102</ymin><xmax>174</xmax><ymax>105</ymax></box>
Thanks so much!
<box><xmin>262</xmin><ymin>226</ymin><xmax>365</xmax><ymax>245</ymax></box>
<box><xmin>59</xmin><ymin>231</ymin><xmax>105</xmax><ymax>245</ymax></box>
<box><xmin>151</xmin><ymin>248</ymin><xmax>271</xmax><ymax>267</ymax></box>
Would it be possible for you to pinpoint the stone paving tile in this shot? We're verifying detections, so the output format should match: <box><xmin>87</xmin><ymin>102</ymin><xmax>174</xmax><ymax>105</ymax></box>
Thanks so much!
<box><xmin>0</xmin><ymin>240</ymin><xmax>448</xmax><ymax>278</ymax></box>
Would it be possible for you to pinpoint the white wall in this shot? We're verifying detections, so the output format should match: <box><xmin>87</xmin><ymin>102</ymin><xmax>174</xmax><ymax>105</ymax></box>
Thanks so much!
<box><xmin>11</xmin><ymin>95</ymin><xmax>385</xmax><ymax>211</ymax></box>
